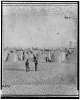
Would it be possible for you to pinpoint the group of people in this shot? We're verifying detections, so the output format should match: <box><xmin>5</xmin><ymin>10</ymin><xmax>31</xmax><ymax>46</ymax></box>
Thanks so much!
<box><xmin>25</xmin><ymin>54</ymin><xmax>38</xmax><ymax>72</ymax></box>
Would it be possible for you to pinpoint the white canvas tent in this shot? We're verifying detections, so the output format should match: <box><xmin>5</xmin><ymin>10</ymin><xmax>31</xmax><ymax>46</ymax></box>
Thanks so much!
<box><xmin>24</xmin><ymin>51</ymin><xmax>34</xmax><ymax>61</ymax></box>
<box><xmin>61</xmin><ymin>51</ymin><xmax>66</xmax><ymax>62</ymax></box>
<box><xmin>17</xmin><ymin>51</ymin><xmax>23</xmax><ymax>61</ymax></box>
<box><xmin>33</xmin><ymin>50</ymin><xmax>39</xmax><ymax>56</ymax></box>
<box><xmin>24</xmin><ymin>52</ymin><xmax>28</xmax><ymax>60</ymax></box>
<box><xmin>7</xmin><ymin>52</ymin><xmax>18</xmax><ymax>62</ymax></box>
<box><xmin>47</xmin><ymin>51</ymin><xmax>52</xmax><ymax>61</ymax></box>
<box><xmin>3</xmin><ymin>49</ymin><xmax>9</xmax><ymax>62</ymax></box>
<box><xmin>38</xmin><ymin>53</ymin><xmax>46</xmax><ymax>63</ymax></box>
<box><xmin>51</xmin><ymin>50</ymin><xmax>66</xmax><ymax>63</ymax></box>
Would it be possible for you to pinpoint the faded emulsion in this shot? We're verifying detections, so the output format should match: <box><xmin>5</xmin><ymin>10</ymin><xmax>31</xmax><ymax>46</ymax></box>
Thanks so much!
<box><xmin>1</xmin><ymin>1</ymin><xmax>79</xmax><ymax>99</ymax></box>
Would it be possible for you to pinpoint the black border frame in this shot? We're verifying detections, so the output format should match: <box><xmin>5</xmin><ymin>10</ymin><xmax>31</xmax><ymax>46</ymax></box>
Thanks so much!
<box><xmin>1</xmin><ymin>1</ymin><xmax>79</xmax><ymax>99</ymax></box>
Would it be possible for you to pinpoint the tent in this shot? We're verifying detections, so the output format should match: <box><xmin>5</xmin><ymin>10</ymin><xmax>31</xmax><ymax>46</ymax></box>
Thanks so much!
<box><xmin>38</xmin><ymin>53</ymin><xmax>46</xmax><ymax>63</ymax></box>
<box><xmin>61</xmin><ymin>51</ymin><xmax>66</xmax><ymax>62</ymax></box>
<box><xmin>30</xmin><ymin>53</ymin><xmax>34</xmax><ymax>61</ymax></box>
<box><xmin>32</xmin><ymin>50</ymin><xmax>39</xmax><ymax>57</ymax></box>
<box><xmin>24</xmin><ymin>52</ymin><xmax>33</xmax><ymax>61</ymax></box>
<box><xmin>7</xmin><ymin>52</ymin><xmax>18</xmax><ymax>62</ymax></box>
<box><xmin>43</xmin><ymin>50</ymin><xmax>53</xmax><ymax>62</ymax></box>
<box><xmin>51</xmin><ymin>53</ymin><xmax>60</xmax><ymax>63</ymax></box>
<box><xmin>17</xmin><ymin>51</ymin><xmax>23</xmax><ymax>61</ymax></box>
<box><xmin>3</xmin><ymin>49</ymin><xmax>9</xmax><ymax>62</ymax></box>
<box><xmin>24</xmin><ymin>51</ymin><xmax>34</xmax><ymax>61</ymax></box>
<box><xmin>47</xmin><ymin>51</ymin><xmax>52</xmax><ymax>62</ymax></box>
<box><xmin>66</xmin><ymin>47</ymin><xmax>77</xmax><ymax>61</ymax></box>
<box><xmin>24</xmin><ymin>52</ymin><xmax>29</xmax><ymax>60</ymax></box>
<box><xmin>51</xmin><ymin>50</ymin><xmax>66</xmax><ymax>63</ymax></box>
<box><xmin>67</xmin><ymin>52</ymin><xmax>77</xmax><ymax>61</ymax></box>
<box><xmin>27</xmin><ymin>52</ymin><xmax>32</xmax><ymax>60</ymax></box>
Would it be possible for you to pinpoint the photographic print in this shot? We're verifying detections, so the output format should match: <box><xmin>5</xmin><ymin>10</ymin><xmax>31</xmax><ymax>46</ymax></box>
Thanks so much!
<box><xmin>1</xmin><ymin>1</ymin><xmax>79</xmax><ymax>98</ymax></box>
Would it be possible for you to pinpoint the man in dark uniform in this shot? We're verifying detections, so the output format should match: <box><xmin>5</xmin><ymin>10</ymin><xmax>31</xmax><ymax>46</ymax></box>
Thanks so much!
<box><xmin>25</xmin><ymin>59</ymin><xmax>29</xmax><ymax>72</ymax></box>
<box><xmin>33</xmin><ymin>54</ymin><xmax>38</xmax><ymax>71</ymax></box>
<box><xmin>45</xmin><ymin>56</ymin><xmax>48</xmax><ymax>62</ymax></box>
<box><xmin>34</xmin><ymin>59</ymin><xmax>38</xmax><ymax>71</ymax></box>
<box><xmin>33</xmin><ymin>54</ymin><xmax>36</xmax><ymax>61</ymax></box>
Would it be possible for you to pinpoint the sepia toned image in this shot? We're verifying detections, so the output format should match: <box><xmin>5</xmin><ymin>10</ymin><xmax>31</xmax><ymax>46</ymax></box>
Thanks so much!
<box><xmin>1</xmin><ymin>1</ymin><xmax>79</xmax><ymax>98</ymax></box>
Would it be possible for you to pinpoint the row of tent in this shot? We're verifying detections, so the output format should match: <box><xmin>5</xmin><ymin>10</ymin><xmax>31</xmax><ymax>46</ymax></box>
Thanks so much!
<box><xmin>3</xmin><ymin>49</ymin><xmax>67</xmax><ymax>63</ymax></box>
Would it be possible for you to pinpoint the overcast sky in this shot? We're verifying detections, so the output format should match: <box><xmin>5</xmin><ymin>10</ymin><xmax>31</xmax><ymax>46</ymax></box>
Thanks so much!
<box><xmin>3</xmin><ymin>3</ymin><xmax>77</xmax><ymax>49</ymax></box>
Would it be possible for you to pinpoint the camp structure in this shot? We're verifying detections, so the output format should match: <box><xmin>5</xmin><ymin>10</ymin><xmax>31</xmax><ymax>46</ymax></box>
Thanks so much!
<box><xmin>27</xmin><ymin>52</ymin><xmax>33</xmax><ymax>61</ymax></box>
<box><xmin>3</xmin><ymin>49</ymin><xmax>9</xmax><ymax>62</ymax></box>
<box><xmin>30</xmin><ymin>53</ymin><xmax>34</xmax><ymax>61</ymax></box>
<box><xmin>67</xmin><ymin>47</ymin><xmax>77</xmax><ymax>61</ymax></box>
<box><xmin>7</xmin><ymin>51</ymin><xmax>18</xmax><ymax>62</ymax></box>
<box><xmin>43</xmin><ymin>50</ymin><xmax>52</xmax><ymax>62</ymax></box>
<box><xmin>24</xmin><ymin>51</ymin><xmax>33</xmax><ymax>61</ymax></box>
<box><xmin>51</xmin><ymin>50</ymin><xmax>61</xmax><ymax>63</ymax></box>
<box><xmin>23</xmin><ymin>50</ymin><xmax>34</xmax><ymax>61</ymax></box>
<box><xmin>33</xmin><ymin>49</ymin><xmax>39</xmax><ymax>56</ymax></box>
<box><xmin>16</xmin><ymin>50</ymin><xmax>23</xmax><ymax>61</ymax></box>
<box><xmin>38</xmin><ymin>52</ymin><xmax>46</xmax><ymax>63</ymax></box>
<box><xmin>51</xmin><ymin>50</ymin><xmax>66</xmax><ymax>63</ymax></box>
<box><xmin>47</xmin><ymin>51</ymin><xmax>52</xmax><ymax>62</ymax></box>
<box><xmin>24</xmin><ymin>51</ymin><xmax>29</xmax><ymax>61</ymax></box>
<box><xmin>61</xmin><ymin>51</ymin><xmax>66</xmax><ymax>62</ymax></box>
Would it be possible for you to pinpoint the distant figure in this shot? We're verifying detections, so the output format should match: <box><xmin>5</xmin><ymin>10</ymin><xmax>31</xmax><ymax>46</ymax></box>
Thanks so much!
<box><xmin>33</xmin><ymin>54</ymin><xmax>38</xmax><ymax>71</ymax></box>
<box><xmin>25</xmin><ymin>59</ymin><xmax>29</xmax><ymax>72</ymax></box>
<box><xmin>34</xmin><ymin>59</ymin><xmax>38</xmax><ymax>71</ymax></box>
<box><xmin>36</xmin><ymin>53</ymin><xmax>39</xmax><ymax>61</ymax></box>
<box><xmin>22</xmin><ymin>52</ymin><xmax>25</xmax><ymax>60</ymax></box>
<box><xmin>45</xmin><ymin>56</ymin><xmax>47</xmax><ymax>62</ymax></box>
<box><xmin>45</xmin><ymin>54</ymin><xmax>48</xmax><ymax>62</ymax></box>
<box><xmin>33</xmin><ymin>54</ymin><xmax>36</xmax><ymax>61</ymax></box>
<box><xmin>66</xmin><ymin>50</ymin><xmax>70</xmax><ymax>59</ymax></box>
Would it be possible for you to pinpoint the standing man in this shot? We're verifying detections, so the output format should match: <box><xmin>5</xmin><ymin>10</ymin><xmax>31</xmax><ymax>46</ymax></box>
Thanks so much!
<box><xmin>25</xmin><ymin>59</ymin><xmax>29</xmax><ymax>72</ymax></box>
<box><xmin>34</xmin><ymin>58</ymin><xmax>38</xmax><ymax>71</ymax></box>
<box><xmin>33</xmin><ymin>54</ymin><xmax>38</xmax><ymax>71</ymax></box>
<box><xmin>45</xmin><ymin>54</ymin><xmax>48</xmax><ymax>62</ymax></box>
<box><xmin>33</xmin><ymin>54</ymin><xmax>36</xmax><ymax>61</ymax></box>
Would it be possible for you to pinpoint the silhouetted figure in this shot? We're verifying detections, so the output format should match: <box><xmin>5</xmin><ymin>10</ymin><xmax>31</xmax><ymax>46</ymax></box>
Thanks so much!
<box><xmin>33</xmin><ymin>54</ymin><xmax>38</xmax><ymax>71</ymax></box>
<box><xmin>45</xmin><ymin>54</ymin><xmax>48</xmax><ymax>62</ymax></box>
<box><xmin>36</xmin><ymin>53</ymin><xmax>39</xmax><ymax>61</ymax></box>
<box><xmin>25</xmin><ymin>59</ymin><xmax>29</xmax><ymax>72</ymax></box>
<box><xmin>33</xmin><ymin>54</ymin><xmax>36</xmax><ymax>61</ymax></box>
<box><xmin>34</xmin><ymin>59</ymin><xmax>38</xmax><ymax>71</ymax></box>
<box><xmin>66</xmin><ymin>50</ymin><xmax>70</xmax><ymax>59</ymax></box>
<box><xmin>22</xmin><ymin>52</ymin><xmax>25</xmax><ymax>60</ymax></box>
<box><xmin>45</xmin><ymin>57</ymin><xmax>47</xmax><ymax>62</ymax></box>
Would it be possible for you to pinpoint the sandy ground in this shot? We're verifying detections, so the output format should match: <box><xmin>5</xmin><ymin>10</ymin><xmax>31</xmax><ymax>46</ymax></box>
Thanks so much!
<box><xmin>2</xmin><ymin>60</ymin><xmax>78</xmax><ymax>95</ymax></box>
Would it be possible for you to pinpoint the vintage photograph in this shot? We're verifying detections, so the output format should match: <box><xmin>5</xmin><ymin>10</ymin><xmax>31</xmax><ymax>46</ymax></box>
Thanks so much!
<box><xmin>1</xmin><ymin>1</ymin><xmax>79</xmax><ymax>98</ymax></box>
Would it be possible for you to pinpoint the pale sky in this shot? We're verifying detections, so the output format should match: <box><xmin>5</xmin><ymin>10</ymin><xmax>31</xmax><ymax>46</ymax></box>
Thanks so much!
<box><xmin>3</xmin><ymin>3</ymin><xmax>77</xmax><ymax>49</ymax></box>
